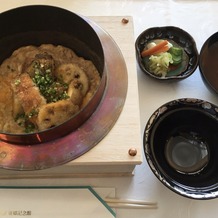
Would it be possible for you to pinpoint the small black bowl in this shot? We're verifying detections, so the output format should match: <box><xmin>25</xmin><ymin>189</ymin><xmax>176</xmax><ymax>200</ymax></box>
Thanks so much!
<box><xmin>199</xmin><ymin>32</ymin><xmax>218</xmax><ymax>94</ymax></box>
<box><xmin>144</xmin><ymin>98</ymin><xmax>218</xmax><ymax>199</ymax></box>
<box><xmin>135</xmin><ymin>26</ymin><xmax>199</xmax><ymax>80</ymax></box>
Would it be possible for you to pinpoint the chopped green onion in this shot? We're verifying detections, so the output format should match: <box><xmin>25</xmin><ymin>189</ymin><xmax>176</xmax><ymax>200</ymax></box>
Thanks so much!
<box><xmin>32</xmin><ymin>64</ymin><xmax>69</xmax><ymax>103</ymax></box>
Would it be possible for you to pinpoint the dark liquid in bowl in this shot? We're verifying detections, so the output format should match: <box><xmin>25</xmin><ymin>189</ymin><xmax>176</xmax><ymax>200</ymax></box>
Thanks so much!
<box><xmin>151</xmin><ymin>109</ymin><xmax>218</xmax><ymax>187</ymax></box>
<box><xmin>165</xmin><ymin>132</ymin><xmax>209</xmax><ymax>174</ymax></box>
<box><xmin>200</xmin><ymin>40</ymin><xmax>218</xmax><ymax>92</ymax></box>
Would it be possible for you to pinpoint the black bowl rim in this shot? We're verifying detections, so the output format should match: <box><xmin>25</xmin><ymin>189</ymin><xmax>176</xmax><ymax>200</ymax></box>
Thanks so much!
<box><xmin>144</xmin><ymin>98</ymin><xmax>218</xmax><ymax>199</ymax></box>
<box><xmin>135</xmin><ymin>26</ymin><xmax>199</xmax><ymax>81</ymax></box>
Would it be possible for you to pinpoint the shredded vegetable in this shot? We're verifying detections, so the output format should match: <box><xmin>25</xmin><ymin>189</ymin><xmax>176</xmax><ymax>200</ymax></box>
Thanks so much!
<box><xmin>148</xmin><ymin>52</ymin><xmax>173</xmax><ymax>77</ymax></box>
<box><xmin>141</xmin><ymin>39</ymin><xmax>185</xmax><ymax>77</ymax></box>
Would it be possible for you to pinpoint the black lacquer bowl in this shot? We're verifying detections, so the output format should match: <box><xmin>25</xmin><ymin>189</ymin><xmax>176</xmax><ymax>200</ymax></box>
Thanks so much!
<box><xmin>135</xmin><ymin>26</ymin><xmax>199</xmax><ymax>80</ymax></box>
<box><xmin>199</xmin><ymin>32</ymin><xmax>218</xmax><ymax>94</ymax></box>
<box><xmin>144</xmin><ymin>98</ymin><xmax>218</xmax><ymax>199</ymax></box>
<box><xmin>0</xmin><ymin>5</ymin><xmax>106</xmax><ymax>144</ymax></box>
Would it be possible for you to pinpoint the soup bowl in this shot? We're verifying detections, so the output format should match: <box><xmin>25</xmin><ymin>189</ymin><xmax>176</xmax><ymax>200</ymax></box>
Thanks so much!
<box><xmin>144</xmin><ymin>98</ymin><xmax>218</xmax><ymax>199</ymax></box>
<box><xmin>199</xmin><ymin>31</ymin><xmax>218</xmax><ymax>94</ymax></box>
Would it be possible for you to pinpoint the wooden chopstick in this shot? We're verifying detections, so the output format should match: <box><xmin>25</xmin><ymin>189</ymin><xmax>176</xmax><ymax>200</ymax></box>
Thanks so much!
<box><xmin>104</xmin><ymin>198</ymin><xmax>158</xmax><ymax>209</ymax></box>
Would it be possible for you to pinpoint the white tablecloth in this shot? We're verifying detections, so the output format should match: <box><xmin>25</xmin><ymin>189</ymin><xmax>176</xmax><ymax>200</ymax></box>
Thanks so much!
<box><xmin>1</xmin><ymin>1</ymin><xmax>218</xmax><ymax>217</ymax></box>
